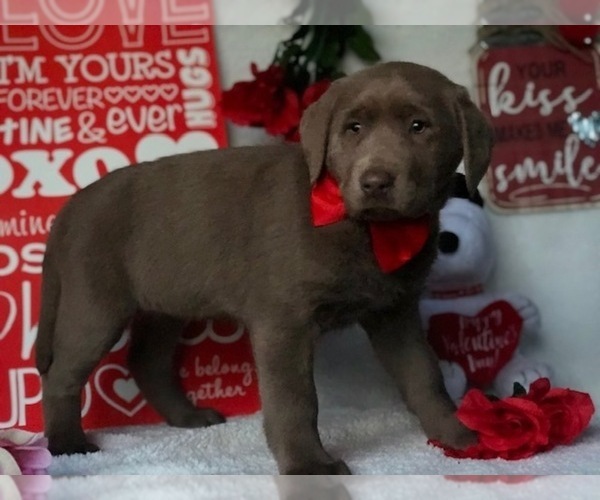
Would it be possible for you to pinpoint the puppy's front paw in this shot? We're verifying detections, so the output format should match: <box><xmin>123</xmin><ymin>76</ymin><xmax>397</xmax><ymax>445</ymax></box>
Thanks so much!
<box><xmin>168</xmin><ymin>408</ymin><xmax>226</xmax><ymax>428</ymax></box>
<box><xmin>48</xmin><ymin>438</ymin><xmax>100</xmax><ymax>456</ymax></box>
<box><xmin>428</xmin><ymin>416</ymin><xmax>477</xmax><ymax>450</ymax></box>
<box><xmin>285</xmin><ymin>459</ymin><xmax>351</xmax><ymax>475</ymax></box>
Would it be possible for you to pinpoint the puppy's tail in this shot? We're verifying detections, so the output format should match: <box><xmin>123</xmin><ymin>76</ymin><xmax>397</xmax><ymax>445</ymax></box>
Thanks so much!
<box><xmin>35</xmin><ymin>256</ymin><xmax>60</xmax><ymax>375</ymax></box>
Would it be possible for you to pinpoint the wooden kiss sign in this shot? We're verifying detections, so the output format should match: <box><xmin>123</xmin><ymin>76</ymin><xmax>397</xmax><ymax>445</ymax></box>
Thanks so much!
<box><xmin>0</xmin><ymin>23</ymin><xmax>260</xmax><ymax>432</ymax></box>
<box><xmin>475</xmin><ymin>44</ymin><xmax>600</xmax><ymax>212</ymax></box>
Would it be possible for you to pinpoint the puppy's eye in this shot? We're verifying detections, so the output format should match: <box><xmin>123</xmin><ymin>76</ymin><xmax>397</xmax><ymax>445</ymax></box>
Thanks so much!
<box><xmin>410</xmin><ymin>120</ymin><xmax>428</xmax><ymax>134</ymax></box>
<box><xmin>347</xmin><ymin>122</ymin><xmax>362</xmax><ymax>134</ymax></box>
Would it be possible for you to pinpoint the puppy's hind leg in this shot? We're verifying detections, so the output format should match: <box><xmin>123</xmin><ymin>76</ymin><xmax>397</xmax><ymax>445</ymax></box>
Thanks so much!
<box><xmin>128</xmin><ymin>312</ymin><xmax>225</xmax><ymax>428</ymax></box>
<box><xmin>42</xmin><ymin>290</ymin><xmax>133</xmax><ymax>455</ymax></box>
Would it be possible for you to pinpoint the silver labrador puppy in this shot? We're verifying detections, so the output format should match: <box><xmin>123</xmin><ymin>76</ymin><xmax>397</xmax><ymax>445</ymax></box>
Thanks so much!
<box><xmin>36</xmin><ymin>62</ymin><xmax>493</xmax><ymax>474</ymax></box>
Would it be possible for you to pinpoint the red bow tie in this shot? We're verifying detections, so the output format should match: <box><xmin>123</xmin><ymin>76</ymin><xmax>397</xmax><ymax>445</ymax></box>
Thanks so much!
<box><xmin>310</xmin><ymin>173</ymin><xmax>430</xmax><ymax>273</ymax></box>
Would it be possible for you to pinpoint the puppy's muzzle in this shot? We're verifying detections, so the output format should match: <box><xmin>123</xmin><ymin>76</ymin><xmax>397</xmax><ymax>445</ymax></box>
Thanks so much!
<box><xmin>360</xmin><ymin>169</ymin><xmax>395</xmax><ymax>198</ymax></box>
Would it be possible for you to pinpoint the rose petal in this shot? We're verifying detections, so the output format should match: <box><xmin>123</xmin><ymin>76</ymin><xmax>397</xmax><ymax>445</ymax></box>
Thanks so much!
<box><xmin>264</xmin><ymin>88</ymin><xmax>301</xmax><ymax>136</ymax></box>
<box><xmin>541</xmin><ymin>389</ymin><xmax>595</xmax><ymax>444</ymax></box>
<box><xmin>222</xmin><ymin>63</ymin><xmax>290</xmax><ymax>131</ymax></box>
<box><xmin>526</xmin><ymin>378</ymin><xmax>551</xmax><ymax>401</ymax></box>
<box><xmin>302</xmin><ymin>80</ymin><xmax>331</xmax><ymax>108</ymax></box>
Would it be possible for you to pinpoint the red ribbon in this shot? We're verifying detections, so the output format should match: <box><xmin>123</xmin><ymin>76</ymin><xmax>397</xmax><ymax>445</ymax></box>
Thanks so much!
<box><xmin>310</xmin><ymin>172</ymin><xmax>430</xmax><ymax>273</ymax></box>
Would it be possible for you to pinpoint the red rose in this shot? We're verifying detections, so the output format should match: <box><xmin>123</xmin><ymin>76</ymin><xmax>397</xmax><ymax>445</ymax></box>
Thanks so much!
<box><xmin>301</xmin><ymin>79</ymin><xmax>332</xmax><ymax>108</ymax></box>
<box><xmin>263</xmin><ymin>87</ymin><xmax>301</xmax><ymax>136</ymax></box>
<box><xmin>221</xmin><ymin>64</ymin><xmax>283</xmax><ymax>126</ymax></box>
<box><xmin>442</xmin><ymin>388</ymin><xmax>551</xmax><ymax>460</ymax></box>
<box><xmin>445</xmin><ymin>475</ymin><xmax>537</xmax><ymax>484</ymax></box>
<box><xmin>285</xmin><ymin>79</ymin><xmax>332</xmax><ymax>143</ymax></box>
<box><xmin>221</xmin><ymin>63</ymin><xmax>301</xmax><ymax>136</ymax></box>
<box><xmin>525</xmin><ymin>378</ymin><xmax>595</xmax><ymax>446</ymax></box>
<box><xmin>432</xmin><ymin>378</ymin><xmax>595</xmax><ymax>460</ymax></box>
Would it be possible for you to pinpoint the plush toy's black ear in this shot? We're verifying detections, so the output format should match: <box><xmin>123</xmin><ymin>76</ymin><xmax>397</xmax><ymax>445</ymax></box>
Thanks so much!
<box><xmin>450</xmin><ymin>173</ymin><xmax>485</xmax><ymax>207</ymax></box>
<box><xmin>454</xmin><ymin>86</ymin><xmax>494</xmax><ymax>195</ymax></box>
<box><xmin>299</xmin><ymin>82</ymin><xmax>340</xmax><ymax>184</ymax></box>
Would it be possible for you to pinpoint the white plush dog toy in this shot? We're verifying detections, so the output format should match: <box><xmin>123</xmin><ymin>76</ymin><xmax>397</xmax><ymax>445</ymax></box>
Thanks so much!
<box><xmin>420</xmin><ymin>174</ymin><xmax>551</xmax><ymax>401</ymax></box>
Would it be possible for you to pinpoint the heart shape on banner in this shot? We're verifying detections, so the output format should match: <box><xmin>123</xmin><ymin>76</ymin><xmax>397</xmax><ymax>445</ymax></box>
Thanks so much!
<box><xmin>103</xmin><ymin>86</ymin><xmax>146</xmax><ymax>105</ymax></box>
<box><xmin>426</xmin><ymin>300</ymin><xmax>523</xmax><ymax>387</ymax></box>
<box><xmin>122</xmin><ymin>86</ymin><xmax>144</xmax><ymax>104</ymax></box>
<box><xmin>136</xmin><ymin>132</ymin><xmax>219</xmax><ymax>163</ymax></box>
<box><xmin>181</xmin><ymin>319</ymin><xmax>246</xmax><ymax>346</ymax></box>
<box><xmin>94</xmin><ymin>364</ymin><xmax>146</xmax><ymax>418</ymax></box>
<box><xmin>0</xmin><ymin>292</ymin><xmax>17</xmax><ymax>342</ymax></box>
<box><xmin>104</xmin><ymin>87</ymin><xmax>123</xmax><ymax>104</ymax></box>
<box><xmin>140</xmin><ymin>85</ymin><xmax>161</xmax><ymax>103</ymax></box>
<box><xmin>114</xmin><ymin>378</ymin><xmax>141</xmax><ymax>403</ymax></box>
<box><xmin>160</xmin><ymin>83</ymin><xmax>179</xmax><ymax>102</ymax></box>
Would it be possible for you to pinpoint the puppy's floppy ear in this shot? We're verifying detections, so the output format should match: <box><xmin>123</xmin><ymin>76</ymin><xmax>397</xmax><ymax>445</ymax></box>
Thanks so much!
<box><xmin>300</xmin><ymin>82</ymin><xmax>339</xmax><ymax>184</ymax></box>
<box><xmin>454</xmin><ymin>86</ymin><xmax>494</xmax><ymax>194</ymax></box>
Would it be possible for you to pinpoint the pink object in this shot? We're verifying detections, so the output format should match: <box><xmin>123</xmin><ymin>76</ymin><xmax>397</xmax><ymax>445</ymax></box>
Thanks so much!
<box><xmin>0</xmin><ymin>429</ymin><xmax>52</xmax><ymax>500</ymax></box>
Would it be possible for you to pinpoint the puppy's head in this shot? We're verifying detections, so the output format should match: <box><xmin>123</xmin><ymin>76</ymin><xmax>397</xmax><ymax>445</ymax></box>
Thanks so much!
<box><xmin>300</xmin><ymin>62</ymin><xmax>493</xmax><ymax>220</ymax></box>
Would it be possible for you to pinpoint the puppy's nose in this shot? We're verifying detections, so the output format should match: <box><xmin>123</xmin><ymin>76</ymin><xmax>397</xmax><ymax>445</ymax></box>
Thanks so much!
<box><xmin>360</xmin><ymin>170</ymin><xmax>395</xmax><ymax>196</ymax></box>
<box><xmin>439</xmin><ymin>231</ymin><xmax>460</xmax><ymax>254</ymax></box>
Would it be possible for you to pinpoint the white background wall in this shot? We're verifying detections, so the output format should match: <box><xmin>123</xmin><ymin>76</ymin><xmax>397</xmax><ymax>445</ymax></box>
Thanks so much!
<box><xmin>214</xmin><ymin>26</ymin><xmax>600</xmax><ymax>403</ymax></box>
<box><xmin>213</xmin><ymin>0</ymin><xmax>480</xmax><ymax>24</ymax></box>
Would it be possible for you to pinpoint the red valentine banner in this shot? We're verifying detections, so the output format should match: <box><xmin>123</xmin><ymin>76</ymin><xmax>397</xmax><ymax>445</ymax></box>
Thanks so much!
<box><xmin>0</xmin><ymin>22</ymin><xmax>261</xmax><ymax>432</ymax></box>
<box><xmin>0</xmin><ymin>0</ymin><xmax>212</xmax><ymax>25</ymax></box>
<box><xmin>475</xmin><ymin>44</ymin><xmax>600</xmax><ymax>212</ymax></box>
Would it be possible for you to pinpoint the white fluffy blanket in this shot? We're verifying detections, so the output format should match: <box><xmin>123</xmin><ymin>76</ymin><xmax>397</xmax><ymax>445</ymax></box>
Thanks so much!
<box><xmin>48</xmin><ymin>327</ymin><xmax>600</xmax><ymax>499</ymax></box>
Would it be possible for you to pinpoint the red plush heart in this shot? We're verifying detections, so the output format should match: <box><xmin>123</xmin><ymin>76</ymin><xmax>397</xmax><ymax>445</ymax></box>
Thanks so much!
<box><xmin>427</xmin><ymin>301</ymin><xmax>523</xmax><ymax>387</ymax></box>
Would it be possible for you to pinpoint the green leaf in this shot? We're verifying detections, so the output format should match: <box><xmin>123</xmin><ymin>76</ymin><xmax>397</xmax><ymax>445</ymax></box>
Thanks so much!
<box><xmin>289</xmin><ymin>24</ymin><xmax>310</xmax><ymax>42</ymax></box>
<box><xmin>347</xmin><ymin>27</ymin><xmax>381</xmax><ymax>63</ymax></box>
<box><xmin>276</xmin><ymin>42</ymin><xmax>302</xmax><ymax>67</ymax></box>
<box><xmin>289</xmin><ymin>64</ymin><xmax>311</xmax><ymax>92</ymax></box>
<box><xmin>318</xmin><ymin>36</ymin><xmax>341</xmax><ymax>70</ymax></box>
<box><xmin>512</xmin><ymin>382</ymin><xmax>527</xmax><ymax>397</ymax></box>
<box><xmin>485</xmin><ymin>393</ymin><xmax>500</xmax><ymax>402</ymax></box>
<box><xmin>330</xmin><ymin>70</ymin><xmax>347</xmax><ymax>80</ymax></box>
<box><xmin>303</xmin><ymin>27</ymin><xmax>326</xmax><ymax>62</ymax></box>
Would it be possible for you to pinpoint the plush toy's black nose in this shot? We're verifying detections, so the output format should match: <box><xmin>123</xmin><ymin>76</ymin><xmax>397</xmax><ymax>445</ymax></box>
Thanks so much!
<box><xmin>439</xmin><ymin>231</ymin><xmax>460</xmax><ymax>254</ymax></box>
<box><xmin>360</xmin><ymin>170</ymin><xmax>395</xmax><ymax>196</ymax></box>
